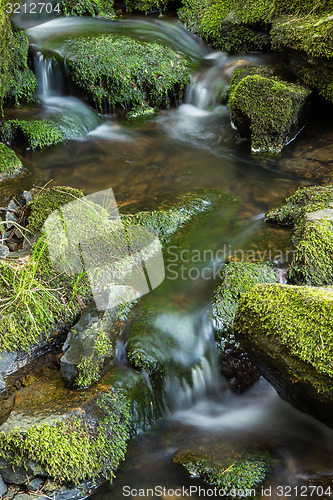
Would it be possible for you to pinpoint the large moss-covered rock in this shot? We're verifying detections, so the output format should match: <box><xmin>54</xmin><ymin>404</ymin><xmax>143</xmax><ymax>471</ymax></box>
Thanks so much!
<box><xmin>266</xmin><ymin>185</ymin><xmax>333</xmax><ymax>285</ymax></box>
<box><xmin>213</xmin><ymin>260</ymin><xmax>278</xmax><ymax>355</ymax></box>
<box><xmin>63</xmin><ymin>34</ymin><xmax>191</xmax><ymax>112</ymax></box>
<box><xmin>60</xmin><ymin>0</ymin><xmax>115</xmax><ymax>17</ymax></box>
<box><xmin>234</xmin><ymin>283</ymin><xmax>333</xmax><ymax>427</ymax></box>
<box><xmin>0</xmin><ymin>142</ymin><xmax>22</xmax><ymax>181</ymax></box>
<box><xmin>271</xmin><ymin>14</ymin><xmax>333</xmax><ymax>102</ymax></box>
<box><xmin>0</xmin><ymin>6</ymin><xmax>37</xmax><ymax>112</ymax></box>
<box><xmin>228</xmin><ymin>66</ymin><xmax>311</xmax><ymax>153</ymax></box>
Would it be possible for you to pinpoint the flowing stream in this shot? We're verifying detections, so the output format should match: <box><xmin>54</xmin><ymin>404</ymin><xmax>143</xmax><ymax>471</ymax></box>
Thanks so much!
<box><xmin>6</xmin><ymin>6</ymin><xmax>333</xmax><ymax>499</ymax></box>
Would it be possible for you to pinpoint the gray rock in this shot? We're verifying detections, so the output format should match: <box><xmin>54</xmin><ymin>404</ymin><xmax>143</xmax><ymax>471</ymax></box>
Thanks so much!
<box><xmin>0</xmin><ymin>458</ymin><xmax>46</xmax><ymax>485</ymax></box>
<box><xmin>6</xmin><ymin>201</ymin><xmax>18</xmax><ymax>230</ymax></box>
<box><xmin>0</xmin><ymin>245</ymin><xmax>9</xmax><ymax>260</ymax></box>
<box><xmin>60</xmin><ymin>304</ymin><xmax>116</xmax><ymax>388</ymax></box>
<box><xmin>20</xmin><ymin>191</ymin><xmax>32</xmax><ymax>205</ymax></box>
<box><xmin>26</xmin><ymin>476</ymin><xmax>44</xmax><ymax>492</ymax></box>
<box><xmin>14</xmin><ymin>495</ymin><xmax>47</xmax><ymax>500</ymax></box>
<box><xmin>0</xmin><ymin>475</ymin><xmax>7</xmax><ymax>497</ymax></box>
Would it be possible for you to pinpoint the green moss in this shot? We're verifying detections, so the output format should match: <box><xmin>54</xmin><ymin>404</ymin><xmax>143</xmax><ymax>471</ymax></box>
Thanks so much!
<box><xmin>228</xmin><ymin>66</ymin><xmax>310</xmax><ymax>153</ymax></box>
<box><xmin>213</xmin><ymin>261</ymin><xmax>277</xmax><ymax>355</ymax></box>
<box><xmin>60</xmin><ymin>0</ymin><xmax>115</xmax><ymax>17</ymax></box>
<box><xmin>174</xmin><ymin>451</ymin><xmax>270</xmax><ymax>495</ymax></box>
<box><xmin>124</xmin><ymin>0</ymin><xmax>172</xmax><ymax>13</ymax></box>
<box><xmin>63</xmin><ymin>34</ymin><xmax>191</xmax><ymax>112</ymax></box>
<box><xmin>235</xmin><ymin>283</ymin><xmax>333</xmax><ymax>381</ymax></box>
<box><xmin>265</xmin><ymin>184</ymin><xmax>333</xmax><ymax>226</ymax></box>
<box><xmin>271</xmin><ymin>14</ymin><xmax>333</xmax><ymax>101</ymax></box>
<box><xmin>0</xmin><ymin>142</ymin><xmax>22</xmax><ymax>179</ymax></box>
<box><xmin>0</xmin><ymin>391</ymin><xmax>130</xmax><ymax>483</ymax></box>
<box><xmin>0</xmin><ymin>8</ymin><xmax>37</xmax><ymax>112</ymax></box>
<box><xmin>76</xmin><ymin>330</ymin><xmax>114</xmax><ymax>389</ymax></box>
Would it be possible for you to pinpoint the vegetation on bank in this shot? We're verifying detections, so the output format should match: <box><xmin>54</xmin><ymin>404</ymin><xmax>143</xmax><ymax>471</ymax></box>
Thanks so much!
<box><xmin>63</xmin><ymin>34</ymin><xmax>191</xmax><ymax>112</ymax></box>
<box><xmin>60</xmin><ymin>0</ymin><xmax>115</xmax><ymax>17</ymax></box>
<box><xmin>0</xmin><ymin>4</ymin><xmax>36</xmax><ymax>113</ymax></box>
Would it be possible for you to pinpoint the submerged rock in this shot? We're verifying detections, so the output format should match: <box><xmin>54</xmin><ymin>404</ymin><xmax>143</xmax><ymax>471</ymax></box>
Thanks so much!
<box><xmin>63</xmin><ymin>34</ymin><xmax>191</xmax><ymax>113</ymax></box>
<box><xmin>234</xmin><ymin>283</ymin><xmax>333</xmax><ymax>427</ymax></box>
<box><xmin>266</xmin><ymin>185</ymin><xmax>333</xmax><ymax>285</ymax></box>
<box><xmin>0</xmin><ymin>143</ymin><xmax>23</xmax><ymax>182</ymax></box>
<box><xmin>173</xmin><ymin>442</ymin><xmax>272</xmax><ymax>493</ymax></box>
<box><xmin>228</xmin><ymin>66</ymin><xmax>311</xmax><ymax>154</ymax></box>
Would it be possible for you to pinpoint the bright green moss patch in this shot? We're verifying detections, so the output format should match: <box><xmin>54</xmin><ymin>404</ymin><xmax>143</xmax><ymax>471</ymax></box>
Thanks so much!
<box><xmin>228</xmin><ymin>66</ymin><xmax>310</xmax><ymax>153</ymax></box>
<box><xmin>213</xmin><ymin>261</ymin><xmax>277</xmax><ymax>355</ymax></box>
<box><xmin>0</xmin><ymin>142</ymin><xmax>22</xmax><ymax>180</ymax></box>
<box><xmin>60</xmin><ymin>0</ymin><xmax>115</xmax><ymax>17</ymax></box>
<box><xmin>0</xmin><ymin>8</ymin><xmax>37</xmax><ymax>112</ymax></box>
<box><xmin>235</xmin><ymin>283</ymin><xmax>333</xmax><ymax>380</ymax></box>
<box><xmin>0</xmin><ymin>392</ymin><xmax>130</xmax><ymax>483</ymax></box>
<box><xmin>124</xmin><ymin>0</ymin><xmax>172</xmax><ymax>13</ymax></box>
<box><xmin>174</xmin><ymin>450</ymin><xmax>270</xmax><ymax>494</ymax></box>
<box><xmin>0</xmin><ymin>119</ymin><xmax>67</xmax><ymax>150</ymax></box>
<box><xmin>265</xmin><ymin>184</ymin><xmax>333</xmax><ymax>226</ymax></box>
<box><xmin>63</xmin><ymin>34</ymin><xmax>191</xmax><ymax>112</ymax></box>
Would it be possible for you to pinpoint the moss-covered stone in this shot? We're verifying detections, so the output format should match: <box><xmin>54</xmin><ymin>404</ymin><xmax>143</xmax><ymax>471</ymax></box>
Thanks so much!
<box><xmin>173</xmin><ymin>446</ymin><xmax>271</xmax><ymax>496</ymax></box>
<box><xmin>124</xmin><ymin>0</ymin><xmax>172</xmax><ymax>13</ymax></box>
<box><xmin>213</xmin><ymin>261</ymin><xmax>278</xmax><ymax>355</ymax></box>
<box><xmin>271</xmin><ymin>14</ymin><xmax>333</xmax><ymax>102</ymax></box>
<box><xmin>63</xmin><ymin>34</ymin><xmax>191</xmax><ymax>113</ymax></box>
<box><xmin>0</xmin><ymin>6</ymin><xmax>37</xmax><ymax>112</ymax></box>
<box><xmin>265</xmin><ymin>184</ymin><xmax>333</xmax><ymax>227</ymax></box>
<box><xmin>60</xmin><ymin>0</ymin><xmax>115</xmax><ymax>17</ymax></box>
<box><xmin>234</xmin><ymin>283</ymin><xmax>333</xmax><ymax>427</ymax></box>
<box><xmin>265</xmin><ymin>185</ymin><xmax>333</xmax><ymax>285</ymax></box>
<box><xmin>228</xmin><ymin>66</ymin><xmax>311</xmax><ymax>153</ymax></box>
<box><xmin>0</xmin><ymin>142</ymin><xmax>22</xmax><ymax>181</ymax></box>
<box><xmin>1</xmin><ymin>117</ymin><xmax>86</xmax><ymax>150</ymax></box>
<box><xmin>0</xmin><ymin>383</ymin><xmax>130</xmax><ymax>483</ymax></box>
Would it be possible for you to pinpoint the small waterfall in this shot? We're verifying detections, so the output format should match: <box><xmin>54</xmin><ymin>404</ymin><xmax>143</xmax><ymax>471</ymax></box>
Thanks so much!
<box><xmin>34</xmin><ymin>52</ymin><xmax>64</xmax><ymax>98</ymax></box>
<box><xmin>153</xmin><ymin>311</ymin><xmax>224</xmax><ymax>411</ymax></box>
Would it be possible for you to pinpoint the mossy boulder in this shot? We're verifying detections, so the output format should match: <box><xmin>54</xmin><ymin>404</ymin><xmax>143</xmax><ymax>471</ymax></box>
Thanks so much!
<box><xmin>0</xmin><ymin>9</ymin><xmax>37</xmax><ymax>112</ymax></box>
<box><xmin>0</xmin><ymin>142</ymin><xmax>22</xmax><ymax>181</ymax></box>
<box><xmin>63</xmin><ymin>34</ymin><xmax>191</xmax><ymax>113</ymax></box>
<box><xmin>271</xmin><ymin>14</ymin><xmax>333</xmax><ymax>102</ymax></box>
<box><xmin>213</xmin><ymin>261</ymin><xmax>278</xmax><ymax>355</ymax></box>
<box><xmin>265</xmin><ymin>185</ymin><xmax>333</xmax><ymax>285</ymax></box>
<box><xmin>234</xmin><ymin>283</ymin><xmax>333</xmax><ymax>427</ymax></box>
<box><xmin>173</xmin><ymin>444</ymin><xmax>272</xmax><ymax>496</ymax></box>
<box><xmin>123</xmin><ymin>0</ymin><xmax>172</xmax><ymax>13</ymax></box>
<box><xmin>228</xmin><ymin>66</ymin><xmax>311</xmax><ymax>153</ymax></box>
<box><xmin>60</xmin><ymin>0</ymin><xmax>115</xmax><ymax>17</ymax></box>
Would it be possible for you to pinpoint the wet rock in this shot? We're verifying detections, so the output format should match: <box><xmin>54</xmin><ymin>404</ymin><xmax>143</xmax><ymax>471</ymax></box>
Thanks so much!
<box><xmin>25</xmin><ymin>476</ymin><xmax>44</xmax><ymax>492</ymax></box>
<box><xmin>234</xmin><ymin>283</ymin><xmax>333</xmax><ymax>428</ymax></box>
<box><xmin>60</xmin><ymin>305</ymin><xmax>117</xmax><ymax>388</ymax></box>
<box><xmin>0</xmin><ymin>458</ymin><xmax>46</xmax><ymax>485</ymax></box>
<box><xmin>228</xmin><ymin>66</ymin><xmax>311</xmax><ymax>154</ymax></box>
<box><xmin>20</xmin><ymin>191</ymin><xmax>32</xmax><ymax>206</ymax></box>
<box><xmin>0</xmin><ymin>245</ymin><xmax>9</xmax><ymax>259</ymax></box>
<box><xmin>265</xmin><ymin>185</ymin><xmax>333</xmax><ymax>285</ymax></box>
<box><xmin>220</xmin><ymin>347</ymin><xmax>261</xmax><ymax>393</ymax></box>
<box><xmin>212</xmin><ymin>260</ymin><xmax>278</xmax><ymax>355</ymax></box>
<box><xmin>0</xmin><ymin>475</ymin><xmax>7</xmax><ymax>497</ymax></box>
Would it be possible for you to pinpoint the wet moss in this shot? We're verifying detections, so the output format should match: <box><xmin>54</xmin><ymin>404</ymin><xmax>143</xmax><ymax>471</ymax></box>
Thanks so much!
<box><xmin>234</xmin><ymin>283</ymin><xmax>333</xmax><ymax>381</ymax></box>
<box><xmin>124</xmin><ymin>0</ymin><xmax>172</xmax><ymax>13</ymax></box>
<box><xmin>0</xmin><ymin>142</ymin><xmax>22</xmax><ymax>180</ymax></box>
<box><xmin>228</xmin><ymin>66</ymin><xmax>310</xmax><ymax>153</ymax></box>
<box><xmin>265</xmin><ymin>184</ymin><xmax>333</xmax><ymax>227</ymax></box>
<box><xmin>63</xmin><ymin>34</ymin><xmax>191</xmax><ymax>113</ymax></box>
<box><xmin>0</xmin><ymin>118</ymin><xmax>81</xmax><ymax>150</ymax></box>
<box><xmin>213</xmin><ymin>261</ymin><xmax>277</xmax><ymax>355</ymax></box>
<box><xmin>173</xmin><ymin>450</ymin><xmax>270</xmax><ymax>495</ymax></box>
<box><xmin>60</xmin><ymin>0</ymin><xmax>115</xmax><ymax>17</ymax></box>
<box><xmin>0</xmin><ymin>391</ymin><xmax>130</xmax><ymax>483</ymax></box>
<box><xmin>0</xmin><ymin>9</ymin><xmax>37</xmax><ymax>112</ymax></box>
